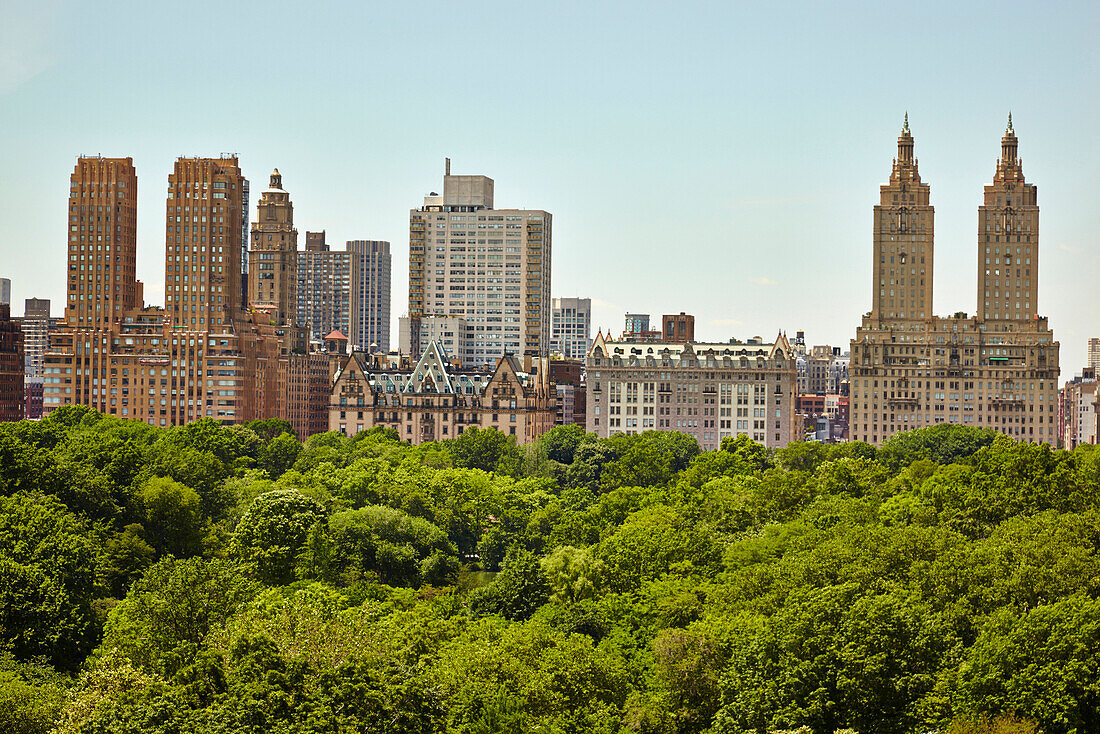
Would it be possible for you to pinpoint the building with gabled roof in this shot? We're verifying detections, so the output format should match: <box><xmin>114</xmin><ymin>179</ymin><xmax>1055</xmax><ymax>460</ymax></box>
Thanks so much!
<box><xmin>585</xmin><ymin>330</ymin><xmax>798</xmax><ymax>450</ymax></box>
<box><xmin>329</xmin><ymin>340</ymin><xmax>556</xmax><ymax>444</ymax></box>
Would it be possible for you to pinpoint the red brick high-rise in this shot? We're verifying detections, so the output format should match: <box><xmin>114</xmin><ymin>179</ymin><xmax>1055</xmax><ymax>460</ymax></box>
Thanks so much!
<box><xmin>0</xmin><ymin>304</ymin><xmax>24</xmax><ymax>422</ymax></box>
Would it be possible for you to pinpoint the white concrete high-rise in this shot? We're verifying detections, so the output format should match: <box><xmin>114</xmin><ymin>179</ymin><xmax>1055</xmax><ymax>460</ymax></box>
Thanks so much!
<box><xmin>551</xmin><ymin>297</ymin><xmax>591</xmax><ymax>359</ymax></box>
<box><xmin>406</xmin><ymin>160</ymin><xmax>551</xmax><ymax>366</ymax></box>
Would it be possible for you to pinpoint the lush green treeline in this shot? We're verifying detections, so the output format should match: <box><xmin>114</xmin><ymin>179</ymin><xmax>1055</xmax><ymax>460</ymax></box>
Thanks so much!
<box><xmin>1</xmin><ymin>405</ymin><xmax>1099</xmax><ymax>733</ymax></box>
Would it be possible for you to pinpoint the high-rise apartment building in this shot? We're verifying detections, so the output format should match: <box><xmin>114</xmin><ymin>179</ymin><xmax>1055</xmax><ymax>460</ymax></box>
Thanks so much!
<box><xmin>850</xmin><ymin>118</ymin><xmax>1059</xmax><ymax>445</ymax></box>
<box><xmin>297</xmin><ymin>231</ymin><xmax>350</xmax><ymax>343</ymax></box>
<box><xmin>977</xmin><ymin>116</ymin><xmax>1037</xmax><ymax>323</ymax></box>
<box><xmin>64</xmin><ymin>157</ymin><xmax>140</xmax><ymax>328</ymax></box>
<box><xmin>42</xmin><ymin>154</ymin><xmax>334</xmax><ymax>436</ymax></box>
<box><xmin>347</xmin><ymin>239</ymin><xmax>391</xmax><ymax>352</ymax></box>
<box><xmin>20</xmin><ymin>298</ymin><xmax>52</xmax><ymax>419</ymax></box>
<box><xmin>586</xmin><ymin>331</ymin><xmax>798</xmax><ymax>450</ymax></box>
<box><xmin>0</xmin><ymin>278</ymin><xmax>10</xmax><ymax>306</ymax></box>
<box><xmin>21</xmin><ymin>298</ymin><xmax>52</xmax><ymax>380</ymax></box>
<box><xmin>399</xmin><ymin>314</ymin><xmax>470</xmax><ymax>363</ymax></box>
<box><xmin>165</xmin><ymin>156</ymin><xmax>247</xmax><ymax>330</ymax></box>
<box><xmin>43</xmin><ymin>157</ymin><xmax>140</xmax><ymax>415</ymax></box>
<box><xmin>248</xmin><ymin>169</ymin><xmax>298</xmax><ymax>324</ymax></box>
<box><xmin>0</xmin><ymin>303</ymin><xmax>23</xmax><ymax>422</ymax></box>
<box><xmin>551</xmin><ymin>297</ymin><xmax>591</xmax><ymax>359</ymax></box>
<box><xmin>1088</xmin><ymin>338</ymin><xmax>1100</xmax><ymax>370</ymax></box>
<box><xmin>404</xmin><ymin>160</ymin><xmax>551</xmax><ymax>366</ymax></box>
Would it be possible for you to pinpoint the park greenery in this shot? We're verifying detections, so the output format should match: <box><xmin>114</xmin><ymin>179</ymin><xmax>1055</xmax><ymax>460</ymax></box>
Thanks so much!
<box><xmin>1</xmin><ymin>405</ymin><xmax>1099</xmax><ymax>733</ymax></box>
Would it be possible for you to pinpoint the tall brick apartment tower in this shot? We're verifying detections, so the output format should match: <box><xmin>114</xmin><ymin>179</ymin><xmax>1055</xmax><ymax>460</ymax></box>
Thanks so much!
<box><xmin>850</xmin><ymin>116</ymin><xmax>1059</xmax><ymax>445</ymax></box>
<box><xmin>42</xmin><ymin>157</ymin><xmax>139</xmax><ymax>413</ymax></box>
<box><xmin>0</xmin><ymin>304</ymin><xmax>23</xmax><ymax>422</ymax></box>
<box><xmin>45</xmin><ymin>156</ymin><xmax>252</xmax><ymax>424</ymax></box>
<box><xmin>248</xmin><ymin>169</ymin><xmax>298</xmax><ymax>324</ymax></box>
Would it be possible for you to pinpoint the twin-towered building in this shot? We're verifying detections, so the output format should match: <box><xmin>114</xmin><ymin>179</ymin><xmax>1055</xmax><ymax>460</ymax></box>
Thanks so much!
<box><xmin>42</xmin><ymin>158</ymin><xmax>351</xmax><ymax>436</ymax></box>
<box><xmin>30</xmin><ymin>121</ymin><xmax>1072</xmax><ymax>449</ymax></box>
<box><xmin>850</xmin><ymin>116</ymin><xmax>1060</xmax><ymax>445</ymax></box>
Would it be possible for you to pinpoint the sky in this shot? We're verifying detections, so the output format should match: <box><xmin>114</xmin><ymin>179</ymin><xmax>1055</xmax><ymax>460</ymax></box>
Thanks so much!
<box><xmin>1</xmin><ymin>0</ymin><xmax>1098</xmax><ymax>375</ymax></box>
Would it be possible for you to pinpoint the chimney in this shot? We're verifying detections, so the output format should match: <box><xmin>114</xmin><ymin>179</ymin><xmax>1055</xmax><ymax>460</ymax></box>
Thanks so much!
<box><xmin>445</xmin><ymin>157</ymin><xmax>451</xmax><ymax>176</ymax></box>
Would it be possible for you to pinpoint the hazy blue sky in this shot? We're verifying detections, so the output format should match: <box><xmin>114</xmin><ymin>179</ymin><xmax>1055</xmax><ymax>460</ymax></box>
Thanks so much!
<box><xmin>1</xmin><ymin>0</ymin><xmax>1097</xmax><ymax>373</ymax></box>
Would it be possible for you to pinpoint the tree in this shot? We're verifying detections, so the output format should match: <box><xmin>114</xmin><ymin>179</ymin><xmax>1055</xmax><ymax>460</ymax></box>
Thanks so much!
<box><xmin>541</xmin><ymin>545</ymin><xmax>605</xmax><ymax>604</ymax></box>
<box><xmin>538</xmin><ymin>424</ymin><xmax>589</xmax><ymax>465</ymax></box>
<box><xmin>877</xmin><ymin>424</ymin><xmax>999</xmax><ymax>469</ymax></box>
<box><xmin>230</xmin><ymin>489</ymin><xmax>326</xmax><ymax>585</ymax></box>
<box><xmin>303</xmin><ymin>505</ymin><xmax>458</xmax><ymax>588</ymax></box>
<box><xmin>105</xmin><ymin>525</ymin><xmax>156</xmax><ymax>598</ymax></box>
<box><xmin>0</xmin><ymin>493</ymin><xmax>103</xmax><ymax>669</ymax></box>
<box><xmin>956</xmin><ymin>595</ymin><xmax>1100</xmax><ymax>734</ymax></box>
<box><xmin>97</xmin><ymin>557</ymin><xmax>258</xmax><ymax>676</ymax></box>
<box><xmin>468</xmin><ymin>548</ymin><xmax>549</xmax><ymax>621</ymax></box>
<box><xmin>595</xmin><ymin>504</ymin><xmax>721</xmax><ymax>593</ymax></box>
<box><xmin>257</xmin><ymin>432</ymin><xmax>301</xmax><ymax>480</ymax></box>
<box><xmin>245</xmin><ymin>419</ymin><xmax>297</xmax><ymax>443</ymax></box>
<box><xmin>449</xmin><ymin>428</ymin><xmax>522</xmax><ymax>475</ymax></box>
<box><xmin>138</xmin><ymin>476</ymin><xmax>206</xmax><ymax>558</ymax></box>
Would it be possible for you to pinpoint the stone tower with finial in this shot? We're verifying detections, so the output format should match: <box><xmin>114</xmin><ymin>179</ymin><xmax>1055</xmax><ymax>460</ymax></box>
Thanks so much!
<box><xmin>870</xmin><ymin>113</ymin><xmax>935</xmax><ymax>321</ymax></box>
<box><xmin>977</xmin><ymin>112</ymin><xmax>1038</xmax><ymax>322</ymax></box>
<box><xmin>248</xmin><ymin>168</ymin><xmax>299</xmax><ymax>324</ymax></box>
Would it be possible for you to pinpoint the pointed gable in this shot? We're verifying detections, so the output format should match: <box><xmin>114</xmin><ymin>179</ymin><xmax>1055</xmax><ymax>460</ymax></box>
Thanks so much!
<box><xmin>770</xmin><ymin>331</ymin><xmax>792</xmax><ymax>359</ymax></box>
<box><xmin>403</xmin><ymin>341</ymin><xmax>455</xmax><ymax>394</ymax></box>
<box><xmin>590</xmin><ymin>330</ymin><xmax>607</xmax><ymax>357</ymax></box>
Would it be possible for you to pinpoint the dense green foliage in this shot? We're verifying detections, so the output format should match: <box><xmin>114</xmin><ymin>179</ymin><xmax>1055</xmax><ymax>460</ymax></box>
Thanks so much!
<box><xmin>1</xmin><ymin>410</ymin><xmax>1097</xmax><ymax>733</ymax></box>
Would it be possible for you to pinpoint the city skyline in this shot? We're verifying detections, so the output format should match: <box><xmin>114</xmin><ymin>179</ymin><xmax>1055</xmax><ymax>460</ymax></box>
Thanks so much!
<box><xmin>1</xmin><ymin>1</ymin><xmax>1097</xmax><ymax>374</ymax></box>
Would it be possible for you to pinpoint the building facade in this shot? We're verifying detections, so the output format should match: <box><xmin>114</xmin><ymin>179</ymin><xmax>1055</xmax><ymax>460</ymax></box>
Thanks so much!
<box><xmin>0</xmin><ymin>278</ymin><xmax>10</xmax><ymax>306</ymax></box>
<box><xmin>551</xmin><ymin>297</ymin><xmax>592</xmax><ymax>359</ymax></box>
<box><xmin>406</xmin><ymin>160</ymin><xmax>551</xmax><ymax>365</ymax></box>
<box><xmin>347</xmin><ymin>239</ymin><xmax>391</xmax><ymax>352</ymax></box>
<box><xmin>549</xmin><ymin>358</ymin><xmax>586</xmax><ymax>426</ymax></box>
<box><xmin>329</xmin><ymin>340</ymin><xmax>556</xmax><ymax>444</ymax></box>
<box><xmin>662</xmin><ymin>313</ymin><xmax>695</xmax><ymax>343</ymax></box>
<box><xmin>1089</xmin><ymin>337</ymin><xmax>1100</xmax><ymax>370</ymax></box>
<box><xmin>585</xmin><ymin>331</ymin><xmax>798</xmax><ymax>450</ymax></box>
<box><xmin>399</xmin><ymin>315</ymin><xmax>470</xmax><ymax>364</ymax></box>
<box><xmin>20</xmin><ymin>298</ymin><xmax>53</xmax><ymax>418</ymax></box>
<box><xmin>297</xmin><ymin>231</ymin><xmax>350</xmax><ymax>344</ymax></box>
<box><xmin>798</xmin><ymin>345</ymin><xmax>849</xmax><ymax>395</ymax></box>
<box><xmin>42</xmin><ymin>155</ymin><xmax>329</xmax><ymax>437</ymax></box>
<box><xmin>850</xmin><ymin>118</ymin><xmax>1060</xmax><ymax>445</ymax></box>
<box><xmin>623</xmin><ymin>313</ymin><xmax>660</xmax><ymax>341</ymax></box>
<box><xmin>0</xmin><ymin>304</ymin><xmax>23</xmax><ymax>422</ymax></box>
<box><xmin>248</xmin><ymin>169</ymin><xmax>298</xmax><ymax>324</ymax></box>
<box><xmin>1058</xmin><ymin>368</ymin><xmax>1097</xmax><ymax>449</ymax></box>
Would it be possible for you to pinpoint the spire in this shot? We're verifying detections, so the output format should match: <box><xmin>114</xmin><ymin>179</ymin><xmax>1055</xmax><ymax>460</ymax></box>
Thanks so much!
<box><xmin>896</xmin><ymin>113</ymin><xmax>914</xmax><ymax>165</ymax></box>
<box><xmin>997</xmin><ymin>114</ymin><xmax>1021</xmax><ymax>180</ymax></box>
<box><xmin>902</xmin><ymin>111</ymin><xmax>910</xmax><ymax>135</ymax></box>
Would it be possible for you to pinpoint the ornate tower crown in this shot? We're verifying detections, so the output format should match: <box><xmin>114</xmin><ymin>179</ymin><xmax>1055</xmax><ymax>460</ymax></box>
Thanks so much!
<box><xmin>995</xmin><ymin>113</ymin><xmax>1023</xmax><ymax>183</ymax></box>
<box><xmin>891</xmin><ymin>112</ymin><xmax>920</xmax><ymax>183</ymax></box>
<box><xmin>270</xmin><ymin>168</ymin><xmax>282</xmax><ymax>190</ymax></box>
